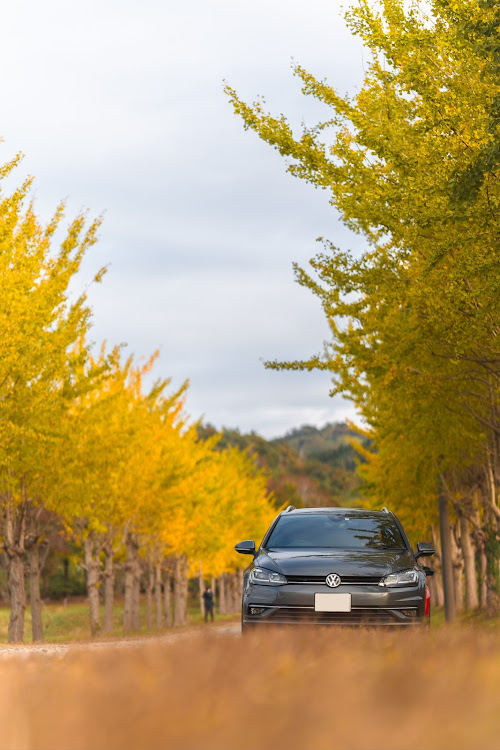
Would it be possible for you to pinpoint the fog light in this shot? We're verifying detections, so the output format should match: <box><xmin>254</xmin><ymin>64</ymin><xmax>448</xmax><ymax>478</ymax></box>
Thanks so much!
<box><xmin>402</xmin><ymin>609</ymin><xmax>417</xmax><ymax>617</ymax></box>
<box><xmin>250</xmin><ymin>607</ymin><xmax>266</xmax><ymax>616</ymax></box>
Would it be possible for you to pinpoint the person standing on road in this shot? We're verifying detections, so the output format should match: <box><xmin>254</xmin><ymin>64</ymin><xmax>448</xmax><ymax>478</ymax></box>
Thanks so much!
<box><xmin>202</xmin><ymin>585</ymin><xmax>215</xmax><ymax>623</ymax></box>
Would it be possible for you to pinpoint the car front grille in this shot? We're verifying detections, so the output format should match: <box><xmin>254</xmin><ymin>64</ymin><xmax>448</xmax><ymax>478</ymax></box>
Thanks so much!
<box><xmin>285</xmin><ymin>575</ymin><xmax>382</xmax><ymax>586</ymax></box>
<box><xmin>261</xmin><ymin>607</ymin><xmax>418</xmax><ymax>626</ymax></box>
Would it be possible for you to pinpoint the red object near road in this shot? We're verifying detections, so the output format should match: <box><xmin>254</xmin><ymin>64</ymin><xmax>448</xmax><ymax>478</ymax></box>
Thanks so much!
<box><xmin>425</xmin><ymin>585</ymin><xmax>431</xmax><ymax>618</ymax></box>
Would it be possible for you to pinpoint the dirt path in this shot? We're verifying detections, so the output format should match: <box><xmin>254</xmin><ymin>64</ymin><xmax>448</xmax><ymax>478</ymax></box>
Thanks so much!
<box><xmin>0</xmin><ymin>621</ymin><xmax>241</xmax><ymax>658</ymax></box>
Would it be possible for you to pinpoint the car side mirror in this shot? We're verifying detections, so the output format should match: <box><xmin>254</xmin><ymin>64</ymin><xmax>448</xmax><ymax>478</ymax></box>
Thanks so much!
<box><xmin>422</xmin><ymin>565</ymin><xmax>434</xmax><ymax>577</ymax></box>
<box><xmin>415</xmin><ymin>542</ymin><xmax>436</xmax><ymax>560</ymax></box>
<box><xmin>235</xmin><ymin>540</ymin><xmax>256</xmax><ymax>556</ymax></box>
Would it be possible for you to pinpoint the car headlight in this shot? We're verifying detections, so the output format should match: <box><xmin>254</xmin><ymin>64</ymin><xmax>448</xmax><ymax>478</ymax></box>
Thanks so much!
<box><xmin>249</xmin><ymin>567</ymin><xmax>287</xmax><ymax>585</ymax></box>
<box><xmin>379</xmin><ymin>569</ymin><xmax>418</xmax><ymax>587</ymax></box>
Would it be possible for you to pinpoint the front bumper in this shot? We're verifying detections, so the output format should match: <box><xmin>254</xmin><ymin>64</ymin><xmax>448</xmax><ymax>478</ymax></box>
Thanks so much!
<box><xmin>243</xmin><ymin>582</ymin><xmax>425</xmax><ymax>627</ymax></box>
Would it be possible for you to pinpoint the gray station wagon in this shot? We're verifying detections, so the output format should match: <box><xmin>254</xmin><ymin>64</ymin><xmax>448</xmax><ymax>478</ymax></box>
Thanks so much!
<box><xmin>235</xmin><ymin>507</ymin><xmax>435</xmax><ymax>629</ymax></box>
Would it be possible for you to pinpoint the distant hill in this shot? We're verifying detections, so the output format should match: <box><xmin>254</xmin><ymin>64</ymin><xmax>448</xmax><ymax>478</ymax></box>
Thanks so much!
<box><xmin>198</xmin><ymin>422</ymin><xmax>369</xmax><ymax>510</ymax></box>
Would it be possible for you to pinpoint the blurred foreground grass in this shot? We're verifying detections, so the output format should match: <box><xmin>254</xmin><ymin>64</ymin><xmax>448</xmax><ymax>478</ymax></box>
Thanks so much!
<box><xmin>1</xmin><ymin>625</ymin><xmax>500</xmax><ymax>750</ymax></box>
<box><xmin>0</xmin><ymin>598</ymin><xmax>236</xmax><ymax>643</ymax></box>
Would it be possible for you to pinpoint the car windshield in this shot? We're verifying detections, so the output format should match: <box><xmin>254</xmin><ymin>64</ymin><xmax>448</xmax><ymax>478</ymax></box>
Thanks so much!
<box><xmin>265</xmin><ymin>513</ymin><xmax>405</xmax><ymax>550</ymax></box>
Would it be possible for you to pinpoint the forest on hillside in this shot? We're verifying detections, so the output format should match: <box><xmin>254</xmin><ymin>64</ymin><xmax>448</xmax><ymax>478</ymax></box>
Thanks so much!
<box><xmin>199</xmin><ymin>422</ymin><xmax>368</xmax><ymax>510</ymax></box>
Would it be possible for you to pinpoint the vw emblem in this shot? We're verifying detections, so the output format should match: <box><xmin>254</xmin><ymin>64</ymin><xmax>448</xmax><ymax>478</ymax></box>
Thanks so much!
<box><xmin>326</xmin><ymin>573</ymin><xmax>341</xmax><ymax>588</ymax></box>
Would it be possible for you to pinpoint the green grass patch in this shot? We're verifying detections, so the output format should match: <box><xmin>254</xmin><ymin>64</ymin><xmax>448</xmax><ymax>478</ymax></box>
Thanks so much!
<box><xmin>0</xmin><ymin>597</ymin><xmax>239</xmax><ymax>644</ymax></box>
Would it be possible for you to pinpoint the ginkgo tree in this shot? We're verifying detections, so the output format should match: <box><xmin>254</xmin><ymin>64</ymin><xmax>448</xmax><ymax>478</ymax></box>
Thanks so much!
<box><xmin>0</xmin><ymin>152</ymin><xmax>276</xmax><ymax>643</ymax></box>
<box><xmin>227</xmin><ymin>0</ymin><xmax>500</xmax><ymax>613</ymax></box>
<box><xmin>0</xmin><ymin>154</ymin><xmax>103</xmax><ymax>642</ymax></box>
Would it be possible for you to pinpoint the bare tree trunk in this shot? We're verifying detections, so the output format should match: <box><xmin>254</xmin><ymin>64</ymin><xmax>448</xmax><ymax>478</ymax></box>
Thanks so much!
<box><xmin>237</xmin><ymin>569</ymin><xmax>243</xmax><ymax>607</ymax></box>
<box><xmin>155</xmin><ymin>563</ymin><xmax>163</xmax><ymax>629</ymax></box>
<box><xmin>198</xmin><ymin>563</ymin><xmax>204</xmax><ymax>615</ymax></box>
<box><xmin>163</xmin><ymin>572</ymin><xmax>172</xmax><ymax>627</ymax></box>
<box><xmin>5</xmin><ymin>495</ymin><xmax>27</xmax><ymax>644</ymax></box>
<box><xmin>103</xmin><ymin>543</ymin><xmax>114</xmax><ymax>633</ymax></box>
<box><xmin>234</xmin><ymin>571</ymin><xmax>241</xmax><ymax>611</ymax></box>
<box><xmin>439</xmin><ymin>487</ymin><xmax>456</xmax><ymax>622</ymax></box>
<box><xmin>479</xmin><ymin>542</ymin><xmax>488</xmax><ymax>610</ymax></box>
<box><xmin>223</xmin><ymin>573</ymin><xmax>236</xmax><ymax>613</ymax></box>
<box><xmin>232</xmin><ymin>572</ymin><xmax>240</xmax><ymax>612</ymax></box>
<box><xmin>84</xmin><ymin>534</ymin><xmax>101</xmax><ymax>637</ymax></box>
<box><xmin>173</xmin><ymin>555</ymin><xmax>188</xmax><ymax>627</ymax></box>
<box><xmin>124</xmin><ymin>533</ymin><xmax>141</xmax><ymax>631</ymax></box>
<box><xmin>146</xmin><ymin>551</ymin><xmax>154</xmax><ymax>630</ymax></box>
<box><xmin>132</xmin><ymin>555</ymin><xmax>141</xmax><ymax>631</ymax></box>
<box><xmin>451</xmin><ymin>525</ymin><xmax>464</xmax><ymax>613</ymax></box>
<box><xmin>483</xmin><ymin>462</ymin><xmax>500</xmax><ymax>617</ymax></box>
<box><xmin>218</xmin><ymin>574</ymin><xmax>226</xmax><ymax>615</ymax></box>
<box><xmin>7</xmin><ymin>553</ymin><xmax>26</xmax><ymax>643</ymax></box>
<box><xmin>123</xmin><ymin>541</ymin><xmax>134</xmax><ymax>632</ymax></box>
<box><xmin>460</xmin><ymin>514</ymin><xmax>479</xmax><ymax>611</ymax></box>
<box><xmin>28</xmin><ymin>544</ymin><xmax>44</xmax><ymax>643</ymax></box>
<box><xmin>227</xmin><ymin>573</ymin><xmax>235</xmax><ymax>613</ymax></box>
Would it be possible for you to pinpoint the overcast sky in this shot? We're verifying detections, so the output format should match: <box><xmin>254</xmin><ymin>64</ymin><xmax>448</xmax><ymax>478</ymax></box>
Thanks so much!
<box><xmin>1</xmin><ymin>0</ymin><xmax>366</xmax><ymax>438</ymax></box>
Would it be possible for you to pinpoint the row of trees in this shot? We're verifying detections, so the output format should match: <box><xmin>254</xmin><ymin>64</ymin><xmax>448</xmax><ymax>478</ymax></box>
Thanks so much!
<box><xmin>228</xmin><ymin>0</ymin><xmax>500</xmax><ymax>616</ymax></box>
<box><xmin>0</xmin><ymin>154</ymin><xmax>276</xmax><ymax>642</ymax></box>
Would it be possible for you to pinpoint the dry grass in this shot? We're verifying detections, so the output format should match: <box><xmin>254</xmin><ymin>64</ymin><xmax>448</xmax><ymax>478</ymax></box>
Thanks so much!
<box><xmin>1</xmin><ymin>625</ymin><xmax>500</xmax><ymax>750</ymax></box>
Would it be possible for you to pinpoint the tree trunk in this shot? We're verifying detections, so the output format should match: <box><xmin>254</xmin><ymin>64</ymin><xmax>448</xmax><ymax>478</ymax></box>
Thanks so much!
<box><xmin>123</xmin><ymin>544</ymin><xmax>134</xmax><ymax>632</ymax></box>
<box><xmin>146</xmin><ymin>551</ymin><xmax>154</xmax><ymax>630</ymax></box>
<box><xmin>451</xmin><ymin>525</ymin><xmax>464</xmax><ymax>613</ymax></box>
<box><xmin>439</xmin><ymin>488</ymin><xmax>456</xmax><ymax>622</ymax></box>
<box><xmin>7</xmin><ymin>553</ymin><xmax>26</xmax><ymax>643</ymax></box>
<box><xmin>28</xmin><ymin>544</ymin><xmax>44</xmax><ymax>643</ymax></box>
<box><xmin>173</xmin><ymin>555</ymin><xmax>188</xmax><ymax>626</ymax></box>
<box><xmin>237</xmin><ymin>569</ymin><xmax>243</xmax><ymax>607</ymax></box>
<box><xmin>483</xmin><ymin>461</ymin><xmax>500</xmax><ymax>617</ymax></box>
<box><xmin>132</xmin><ymin>554</ymin><xmax>141</xmax><ymax>631</ymax></box>
<box><xmin>218</xmin><ymin>574</ymin><xmax>226</xmax><ymax>615</ymax></box>
<box><xmin>163</xmin><ymin>572</ymin><xmax>172</xmax><ymax>627</ymax></box>
<box><xmin>155</xmin><ymin>563</ymin><xmax>163</xmax><ymax>629</ymax></box>
<box><xmin>84</xmin><ymin>534</ymin><xmax>101</xmax><ymax>637</ymax></box>
<box><xmin>103</xmin><ymin>543</ymin><xmax>114</xmax><ymax>633</ymax></box>
<box><xmin>199</xmin><ymin>564</ymin><xmax>204</xmax><ymax>615</ymax></box>
<box><xmin>124</xmin><ymin>533</ymin><xmax>140</xmax><ymax>631</ymax></box>
<box><xmin>228</xmin><ymin>572</ymin><xmax>238</xmax><ymax>614</ymax></box>
<box><xmin>4</xmin><ymin>495</ymin><xmax>27</xmax><ymax>644</ymax></box>
<box><xmin>479</xmin><ymin>542</ymin><xmax>488</xmax><ymax>610</ymax></box>
<box><xmin>234</xmin><ymin>571</ymin><xmax>242</xmax><ymax>611</ymax></box>
<box><xmin>460</xmin><ymin>513</ymin><xmax>479</xmax><ymax>611</ymax></box>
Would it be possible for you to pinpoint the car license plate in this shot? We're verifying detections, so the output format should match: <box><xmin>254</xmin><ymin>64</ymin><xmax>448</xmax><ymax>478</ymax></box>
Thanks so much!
<box><xmin>314</xmin><ymin>593</ymin><xmax>352</xmax><ymax>612</ymax></box>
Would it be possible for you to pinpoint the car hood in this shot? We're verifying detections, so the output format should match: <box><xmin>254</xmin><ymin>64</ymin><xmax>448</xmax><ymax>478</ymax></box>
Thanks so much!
<box><xmin>256</xmin><ymin>548</ymin><xmax>415</xmax><ymax>577</ymax></box>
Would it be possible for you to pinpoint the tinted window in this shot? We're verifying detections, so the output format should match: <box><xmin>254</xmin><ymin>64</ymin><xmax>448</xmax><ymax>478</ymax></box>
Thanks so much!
<box><xmin>266</xmin><ymin>513</ymin><xmax>404</xmax><ymax>550</ymax></box>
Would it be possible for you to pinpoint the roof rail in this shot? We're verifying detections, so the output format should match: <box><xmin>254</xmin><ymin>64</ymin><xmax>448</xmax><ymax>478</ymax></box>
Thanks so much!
<box><xmin>381</xmin><ymin>506</ymin><xmax>390</xmax><ymax>513</ymax></box>
<box><xmin>285</xmin><ymin>505</ymin><xmax>296</xmax><ymax>512</ymax></box>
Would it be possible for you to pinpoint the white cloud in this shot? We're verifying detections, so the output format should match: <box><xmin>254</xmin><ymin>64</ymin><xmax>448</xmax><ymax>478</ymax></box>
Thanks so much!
<box><xmin>0</xmin><ymin>0</ymin><xmax>364</xmax><ymax>437</ymax></box>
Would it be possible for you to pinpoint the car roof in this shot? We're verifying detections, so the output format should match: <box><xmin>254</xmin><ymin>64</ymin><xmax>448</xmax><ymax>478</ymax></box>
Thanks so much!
<box><xmin>282</xmin><ymin>507</ymin><xmax>389</xmax><ymax>516</ymax></box>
